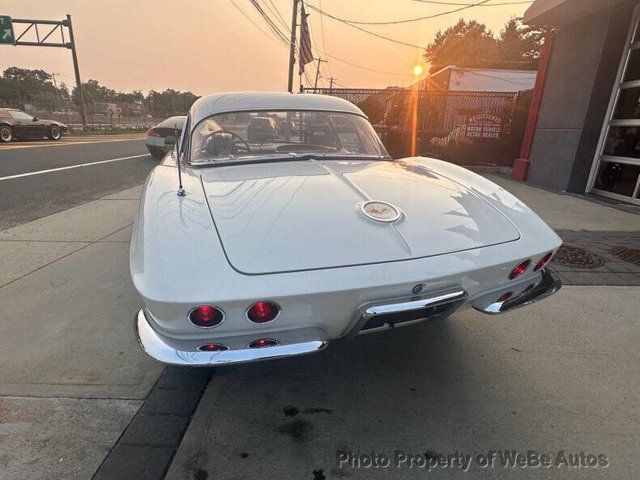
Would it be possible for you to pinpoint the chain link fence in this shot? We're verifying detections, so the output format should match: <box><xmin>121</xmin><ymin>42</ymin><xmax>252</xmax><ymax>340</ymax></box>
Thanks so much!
<box><xmin>304</xmin><ymin>87</ymin><xmax>532</xmax><ymax>166</ymax></box>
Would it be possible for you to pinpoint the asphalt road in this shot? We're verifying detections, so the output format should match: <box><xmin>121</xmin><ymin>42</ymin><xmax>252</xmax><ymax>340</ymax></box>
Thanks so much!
<box><xmin>0</xmin><ymin>135</ymin><xmax>157</xmax><ymax>230</ymax></box>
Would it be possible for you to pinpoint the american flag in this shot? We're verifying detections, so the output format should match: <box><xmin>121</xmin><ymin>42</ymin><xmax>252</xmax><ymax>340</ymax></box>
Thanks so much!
<box><xmin>299</xmin><ymin>4</ymin><xmax>313</xmax><ymax>75</ymax></box>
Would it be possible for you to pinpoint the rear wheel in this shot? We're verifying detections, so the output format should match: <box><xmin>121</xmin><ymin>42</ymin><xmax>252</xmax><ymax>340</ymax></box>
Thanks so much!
<box><xmin>49</xmin><ymin>125</ymin><xmax>62</xmax><ymax>140</ymax></box>
<box><xmin>0</xmin><ymin>125</ymin><xmax>12</xmax><ymax>143</ymax></box>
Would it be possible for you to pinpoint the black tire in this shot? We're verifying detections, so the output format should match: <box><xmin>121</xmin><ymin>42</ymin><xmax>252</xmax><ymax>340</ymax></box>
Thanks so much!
<box><xmin>0</xmin><ymin>125</ymin><xmax>12</xmax><ymax>143</ymax></box>
<box><xmin>148</xmin><ymin>147</ymin><xmax>166</xmax><ymax>160</ymax></box>
<box><xmin>48</xmin><ymin>125</ymin><xmax>62</xmax><ymax>141</ymax></box>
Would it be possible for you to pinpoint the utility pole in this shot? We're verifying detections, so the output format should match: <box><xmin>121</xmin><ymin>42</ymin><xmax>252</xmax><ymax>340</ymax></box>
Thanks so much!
<box><xmin>51</xmin><ymin>72</ymin><xmax>65</xmax><ymax>123</ymax></box>
<box><xmin>312</xmin><ymin>57</ymin><xmax>327</xmax><ymax>93</ymax></box>
<box><xmin>287</xmin><ymin>0</ymin><xmax>300</xmax><ymax>93</ymax></box>
<box><xmin>329</xmin><ymin>77</ymin><xmax>336</xmax><ymax>94</ymax></box>
<box><xmin>66</xmin><ymin>14</ymin><xmax>87</xmax><ymax>130</ymax></box>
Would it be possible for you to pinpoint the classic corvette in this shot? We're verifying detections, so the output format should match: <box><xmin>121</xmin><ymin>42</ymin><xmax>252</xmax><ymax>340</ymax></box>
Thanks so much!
<box><xmin>131</xmin><ymin>92</ymin><xmax>562</xmax><ymax>366</ymax></box>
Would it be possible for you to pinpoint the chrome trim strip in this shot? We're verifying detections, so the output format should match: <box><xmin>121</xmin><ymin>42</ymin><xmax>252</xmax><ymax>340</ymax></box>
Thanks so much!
<box><xmin>135</xmin><ymin>310</ymin><xmax>327</xmax><ymax>366</ymax></box>
<box><xmin>345</xmin><ymin>288</ymin><xmax>468</xmax><ymax>337</ymax></box>
<box><xmin>473</xmin><ymin>269</ymin><xmax>562</xmax><ymax>315</ymax></box>
<box><xmin>363</xmin><ymin>290</ymin><xmax>467</xmax><ymax>318</ymax></box>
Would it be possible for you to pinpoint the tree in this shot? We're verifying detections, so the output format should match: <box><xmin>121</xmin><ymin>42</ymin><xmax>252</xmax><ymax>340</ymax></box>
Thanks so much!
<box><xmin>144</xmin><ymin>89</ymin><xmax>198</xmax><ymax>117</ymax></box>
<box><xmin>0</xmin><ymin>66</ymin><xmax>199</xmax><ymax>117</ymax></box>
<box><xmin>0</xmin><ymin>67</ymin><xmax>61</xmax><ymax>110</ymax></box>
<box><xmin>424</xmin><ymin>18</ymin><xmax>545</xmax><ymax>74</ymax></box>
<box><xmin>497</xmin><ymin>18</ymin><xmax>546</xmax><ymax>69</ymax></box>
<box><xmin>72</xmin><ymin>79</ymin><xmax>118</xmax><ymax>106</ymax></box>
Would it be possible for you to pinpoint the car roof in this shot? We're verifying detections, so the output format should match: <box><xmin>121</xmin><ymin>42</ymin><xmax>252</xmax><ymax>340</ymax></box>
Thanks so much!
<box><xmin>156</xmin><ymin>115</ymin><xmax>186</xmax><ymax>128</ymax></box>
<box><xmin>189</xmin><ymin>92</ymin><xmax>365</xmax><ymax>130</ymax></box>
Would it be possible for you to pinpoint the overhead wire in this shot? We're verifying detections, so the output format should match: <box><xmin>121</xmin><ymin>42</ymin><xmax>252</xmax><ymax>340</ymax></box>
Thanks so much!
<box><xmin>265</xmin><ymin>0</ymin><xmax>291</xmax><ymax>32</ymax></box>
<box><xmin>229</xmin><ymin>0</ymin><xmax>290</xmax><ymax>49</ymax></box>
<box><xmin>305</xmin><ymin>3</ymin><xmax>424</xmax><ymax>49</ymax></box>
<box><xmin>413</xmin><ymin>0</ymin><xmax>532</xmax><ymax>5</ymax></box>
<box><xmin>229</xmin><ymin>0</ymin><xmax>419</xmax><ymax>80</ymax></box>
<box><xmin>249</xmin><ymin>0</ymin><xmax>292</xmax><ymax>46</ymax></box>
<box><xmin>307</xmin><ymin>0</ymin><xmax>493</xmax><ymax>26</ymax></box>
<box><xmin>317</xmin><ymin>0</ymin><xmax>334</xmax><ymax>78</ymax></box>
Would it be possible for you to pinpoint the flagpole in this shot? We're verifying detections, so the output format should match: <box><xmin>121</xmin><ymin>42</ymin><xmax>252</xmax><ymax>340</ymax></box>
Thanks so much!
<box><xmin>287</xmin><ymin>0</ymin><xmax>300</xmax><ymax>93</ymax></box>
<box><xmin>297</xmin><ymin>0</ymin><xmax>314</xmax><ymax>93</ymax></box>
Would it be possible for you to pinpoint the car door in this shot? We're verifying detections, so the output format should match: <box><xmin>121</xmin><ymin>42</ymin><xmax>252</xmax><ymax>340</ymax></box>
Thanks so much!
<box><xmin>8</xmin><ymin>111</ymin><xmax>38</xmax><ymax>138</ymax></box>
<box><xmin>32</xmin><ymin>118</ymin><xmax>50</xmax><ymax>138</ymax></box>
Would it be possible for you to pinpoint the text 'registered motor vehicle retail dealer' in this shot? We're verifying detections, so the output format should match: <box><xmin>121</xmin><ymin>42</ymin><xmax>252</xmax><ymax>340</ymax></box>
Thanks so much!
<box><xmin>131</xmin><ymin>92</ymin><xmax>562</xmax><ymax>367</ymax></box>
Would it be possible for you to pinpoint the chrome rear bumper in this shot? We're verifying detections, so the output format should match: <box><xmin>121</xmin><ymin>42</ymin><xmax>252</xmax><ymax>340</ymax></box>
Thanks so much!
<box><xmin>135</xmin><ymin>270</ymin><xmax>561</xmax><ymax>366</ymax></box>
<box><xmin>135</xmin><ymin>310</ymin><xmax>327</xmax><ymax>367</ymax></box>
<box><xmin>472</xmin><ymin>269</ymin><xmax>561</xmax><ymax>314</ymax></box>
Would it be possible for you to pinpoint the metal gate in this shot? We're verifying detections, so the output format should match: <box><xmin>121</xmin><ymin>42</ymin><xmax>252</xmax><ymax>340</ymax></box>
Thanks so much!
<box><xmin>304</xmin><ymin>87</ymin><xmax>532</xmax><ymax>166</ymax></box>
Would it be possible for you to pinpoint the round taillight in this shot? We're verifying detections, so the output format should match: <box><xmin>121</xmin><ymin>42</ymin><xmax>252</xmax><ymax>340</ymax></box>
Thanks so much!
<box><xmin>247</xmin><ymin>301</ymin><xmax>280</xmax><ymax>323</ymax></box>
<box><xmin>197</xmin><ymin>343</ymin><xmax>228</xmax><ymax>352</ymax></box>
<box><xmin>509</xmin><ymin>259</ymin><xmax>531</xmax><ymax>280</ymax></box>
<box><xmin>248</xmin><ymin>338</ymin><xmax>278</xmax><ymax>348</ymax></box>
<box><xmin>534</xmin><ymin>252</ymin><xmax>553</xmax><ymax>271</ymax></box>
<box><xmin>189</xmin><ymin>305</ymin><xmax>224</xmax><ymax>328</ymax></box>
<box><xmin>497</xmin><ymin>291</ymin><xmax>513</xmax><ymax>303</ymax></box>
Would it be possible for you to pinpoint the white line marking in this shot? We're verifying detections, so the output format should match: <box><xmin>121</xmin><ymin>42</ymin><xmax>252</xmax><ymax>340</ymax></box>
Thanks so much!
<box><xmin>0</xmin><ymin>154</ymin><xmax>149</xmax><ymax>181</ymax></box>
<box><xmin>0</xmin><ymin>137</ymin><xmax>144</xmax><ymax>150</ymax></box>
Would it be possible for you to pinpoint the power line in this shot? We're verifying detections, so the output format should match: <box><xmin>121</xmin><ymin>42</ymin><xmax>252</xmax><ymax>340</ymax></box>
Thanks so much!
<box><xmin>230</xmin><ymin>0</ymin><xmax>290</xmax><ymax>49</ymax></box>
<box><xmin>249</xmin><ymin>0</ymin><xmax>292</xmax><ymax>46</ymax></box>
<box><xmin>307</xmin><ymin>0</ymin><xmax>492</xmax><ymax>26</ymax></box>
<box><xmin>317</xmin><ymin>0</ymin><xmax>333</xmax><ymax>78</ymax></box>
<box><xmin>265</xmin><ymin>0</ymin><xmax>290</xmax><ymax>32</ymax></box>
<box><xmin>229</xmin><ymin>0</ymin><xmax>414</xmax><ymax>81</ymax></box>
<box><xmin>413</xmin><ymin>0</ymin><xmax>532</xmax><ymax>5</ymax></box>
<box><xmin>313</xmin><ymin>46</ymin><xmax>413</xmax><ymax>76</ymax></box>
<box><xmin>305</xmin><ymin>4</ymin><xmax>424</xmax><ymax>49</ymax></box>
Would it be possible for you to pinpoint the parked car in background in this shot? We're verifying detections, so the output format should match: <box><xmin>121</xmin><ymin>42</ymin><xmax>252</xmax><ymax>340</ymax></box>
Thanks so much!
<box><xmin>0</xmin><ymin>108</ymin><xmax>68</xmax><ymax>143</ymax></box>
<box><xmin>247</xmin><ymin>116</ymin><xmax>276</xmax><ymax>142</ymax></box>
<box><xmin>145</xmin><ymin>116</ymin><xmax>186</xmax><ymax>159</ymax></box>
<box><xmin>132</xmin><ymin>92</ymin><xmax>562</xmax><ymax>367</ymax></box>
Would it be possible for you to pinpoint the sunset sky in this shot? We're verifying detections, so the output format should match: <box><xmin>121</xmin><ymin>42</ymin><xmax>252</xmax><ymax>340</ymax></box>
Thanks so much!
<box><xmin>0</xmin><ymin>0</ymin><xmax>531</xmax><ymax>94</ymax></box>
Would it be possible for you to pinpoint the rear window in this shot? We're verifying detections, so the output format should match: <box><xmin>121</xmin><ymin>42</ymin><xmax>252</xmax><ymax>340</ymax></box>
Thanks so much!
<box><xmin>157</xmin><ymin>116</ymin><xmax>186</xmax><ymax>129</ymax></box>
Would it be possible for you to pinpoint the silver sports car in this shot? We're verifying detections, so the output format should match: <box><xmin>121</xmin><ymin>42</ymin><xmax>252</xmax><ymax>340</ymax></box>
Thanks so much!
<box><xmin>131</xmin><ymin>92</ymin><xmax>562</xmax><ymax>366</ymax></box>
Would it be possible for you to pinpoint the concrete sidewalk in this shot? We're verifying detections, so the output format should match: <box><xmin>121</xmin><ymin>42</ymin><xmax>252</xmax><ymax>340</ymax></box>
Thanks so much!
<box><xmin>485</xmin><ymin>174</ymin><xmax>640</xmax><ymax>231</ymax></box>
<box><xmin>0</xmin><ymin>185</ymin><xmax>163</xmax><ymax>480</ymax></box>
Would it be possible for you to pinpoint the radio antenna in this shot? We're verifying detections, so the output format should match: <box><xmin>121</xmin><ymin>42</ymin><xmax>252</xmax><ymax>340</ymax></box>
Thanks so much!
<box><xmin>175</xmin><ymin>124</ymin><xmax>186</xmax><ymax>197</ymax></box>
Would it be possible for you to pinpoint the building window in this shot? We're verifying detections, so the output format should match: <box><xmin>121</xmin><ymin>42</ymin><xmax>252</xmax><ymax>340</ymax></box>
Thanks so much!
<box><xmin>590</xmin><ymin>4</ymin><xmax>640</xmax><ymax>204</ymax></box>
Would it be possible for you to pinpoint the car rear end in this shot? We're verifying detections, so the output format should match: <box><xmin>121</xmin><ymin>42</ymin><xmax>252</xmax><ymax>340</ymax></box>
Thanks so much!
<box><xmin>132</xmin><ymin>163</ymin><xmax>562</xmax><ymax>367</ymax></box>
<box><xmin>145</xmin><ymin>116</ymin><xmax>186</xmax><ymax>159</ymax></box>
<box><xmin>135</xmin><ymin>238</ymin><xmax>560</xmax><ymax>367</ymax></box>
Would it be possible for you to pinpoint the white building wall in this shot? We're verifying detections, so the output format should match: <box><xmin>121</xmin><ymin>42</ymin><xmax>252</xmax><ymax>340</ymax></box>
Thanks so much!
<box><xmin>448</xmin><ymin>69</ymin><xmax>537</xmax><ymax>92</ymax></box>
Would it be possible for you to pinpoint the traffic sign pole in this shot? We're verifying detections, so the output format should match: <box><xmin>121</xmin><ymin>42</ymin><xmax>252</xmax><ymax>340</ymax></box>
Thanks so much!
<box><xmin>65</xmin><ymin>15</ymin><xmax>87</xmax><ymax>130</ymax></box>
<box><xmin>0</xmin><ymin>14</ymin><xmax>87</xmax><ymax>130</ymax></box>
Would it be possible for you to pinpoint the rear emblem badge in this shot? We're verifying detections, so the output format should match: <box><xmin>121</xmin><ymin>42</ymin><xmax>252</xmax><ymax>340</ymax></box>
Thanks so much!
<box><xmin>361</xmin><ymin>201</ymin><xmax>401</xmax><ymax>223</ymax></box>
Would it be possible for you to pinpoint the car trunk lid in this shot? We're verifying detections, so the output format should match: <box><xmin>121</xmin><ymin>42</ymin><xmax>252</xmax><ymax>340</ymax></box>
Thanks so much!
<box><xmin>200</xmin><ymin>159</ymin><xmax>520</xmax><ymax>274</ymax></box>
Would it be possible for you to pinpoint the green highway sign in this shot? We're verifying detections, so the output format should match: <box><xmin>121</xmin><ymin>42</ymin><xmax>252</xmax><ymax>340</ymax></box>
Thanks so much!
<box><xmin>0</xmin><ymin>15</ymin><xmax>15</xmax><ymax>45</ymax></box>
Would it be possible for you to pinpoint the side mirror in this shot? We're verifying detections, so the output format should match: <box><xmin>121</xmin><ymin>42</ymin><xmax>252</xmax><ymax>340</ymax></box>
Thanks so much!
<box><xmin>32</xmin><ymin>116</ymin><xmax>39</xmax><ymax>122</ymax></box>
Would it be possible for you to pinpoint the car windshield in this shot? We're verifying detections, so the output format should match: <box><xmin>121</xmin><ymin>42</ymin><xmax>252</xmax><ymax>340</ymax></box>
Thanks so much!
<box><xmin>189</xmin><ymin>110</ymin><xmax>389</xmax><ymax>164</ymax></box>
